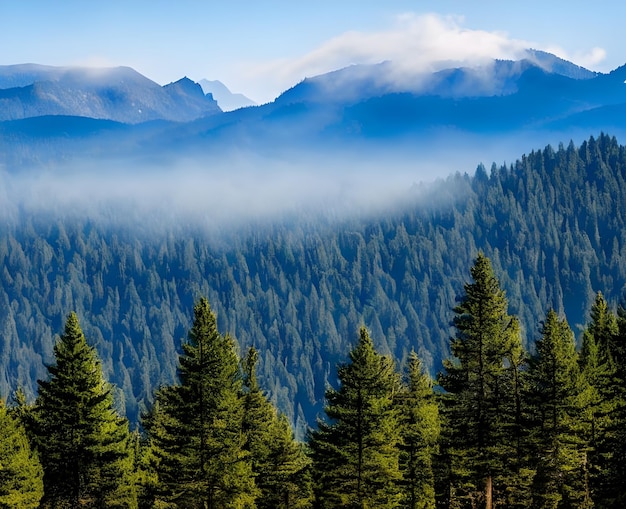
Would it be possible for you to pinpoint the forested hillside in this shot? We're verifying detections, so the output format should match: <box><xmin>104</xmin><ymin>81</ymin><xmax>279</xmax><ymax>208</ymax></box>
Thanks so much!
<box><xmin>1</xmin><ymin>133</ymin><xmax>625</xmax><ymax>432</ymax></box>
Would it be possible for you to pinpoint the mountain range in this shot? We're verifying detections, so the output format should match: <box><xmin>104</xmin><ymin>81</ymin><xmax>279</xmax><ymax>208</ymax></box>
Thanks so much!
<box><xmin>0</xmin><ymin>64</ymin><xmax>221</xmax><ymax>124</ymax></box>
<box><xmin>1</xmin><ymin>50</ymin><xmax>625</xmax><ymax>172</ymax></box>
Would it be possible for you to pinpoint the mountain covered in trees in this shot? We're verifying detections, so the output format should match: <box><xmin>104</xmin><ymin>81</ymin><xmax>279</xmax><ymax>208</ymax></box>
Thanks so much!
<box><xmin>1</xmin><ymin>132</ymin><xmax>626</xmax><ymax>438</ymax></box>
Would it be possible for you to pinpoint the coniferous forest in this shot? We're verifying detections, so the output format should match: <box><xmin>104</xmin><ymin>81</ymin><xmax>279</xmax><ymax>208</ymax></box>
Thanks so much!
<box><xmin>2</xmin><ymin>253</ymin><xmax>626</xmax><ymax>507</ymax></box>
<box><xmin>2</xmin><ymin>133</ymin><xmax>626</xmax><ymax>506</ymax></box>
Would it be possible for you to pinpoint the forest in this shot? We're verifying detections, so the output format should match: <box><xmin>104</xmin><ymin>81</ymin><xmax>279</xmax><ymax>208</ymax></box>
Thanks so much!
<box><xmin>1</xmin><ymin>252</ymin><xmax>624</xmax><ymax>508</ymax></box>
<box><xmin>2</xmin><ymin>133</ymin><xmax>626</xmax><ymax>437</ymax></box>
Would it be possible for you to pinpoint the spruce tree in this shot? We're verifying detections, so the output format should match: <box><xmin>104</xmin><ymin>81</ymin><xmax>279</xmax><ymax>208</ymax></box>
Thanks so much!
<box><xmin>308</xmin><ymin>326</ymin><xmax>402</xmax><ymax>509</ymax></box>
<box><xmin>527</xmin><ymin>309</ymin><xmax>591</xmax><ymax>509</ymax></box>
<box><xmin>146</xmin><ymin>297</ymin><xmax>256</xmax><ymax>508</ymax></box>
<box><xmin>33</xmin><ymin>312</ymin><xmax>136</xmax><ymax>508</ymax></box>
<box><xmin>0</xmin><ymin>399</ymin><xmax>44</xmax><ymax>508</ymax></box>
<box><xmin>242</xmin><ymin>347</ymin><xmax>312</xmax><ymax>509</ymax></box>
<box><xmin>397</xmin><ymin>350</ymin><xmax>440</xmax><ymax>509</ymax></box>
<box><xmin>600</xmin><ymin>304</ymin><xmax>626</xmax><ymax>509</ymax></box>
<box><xmin>582</xmin><ymin>293</ymin><xmax>626</xmax><ymax>508</ymax></box>
<box><xmin>438</xmin><ymin>253</ymin><xmax>525</xmax><ymax>509</ymax></box>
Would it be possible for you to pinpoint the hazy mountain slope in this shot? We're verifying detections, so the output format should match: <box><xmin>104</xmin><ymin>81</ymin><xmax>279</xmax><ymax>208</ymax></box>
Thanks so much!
<box><xmin>0</xmin><ymin>53</ymin><xmax>623</xmax><ymax>173</ymax></box>
<box><xmin>0</xmin><ymin>65</ymin><xmax>220</xmax><ymax>123</ymax></box>
<box><xmin>199</xmin><ymin>79</ymin><xmax>256</xmax><ymax>111</ymax></box>
<box><xmin>0</xmin><ymin>134</ymin><xmax>625</xmax><ymax>437</ymax></box>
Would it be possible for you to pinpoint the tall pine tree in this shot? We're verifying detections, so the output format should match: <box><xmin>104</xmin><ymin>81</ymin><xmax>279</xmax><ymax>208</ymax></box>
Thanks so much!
<box><xmin>33</xmin><ymin>312</ymin><xmax>136</xmax><ymax>508</ymax></box>
<box><xmin>146</xmin><ymin>297</ymin><xmax>256</xmax><ymax>508</ymax></box>
<box><xmin>527</xmin><ymin>309</ymin><xmax>591</xmax><ymax>509</ymax></box>
<box><xmin>397</xmin><ymin>350</ymin><xmax>440</xmax><ymax>509</ymax></box>
<box><xmin>242</xmin><ymin>347</ymin><xmax>312</xmax><ymax>509</ymax></box>
<box><xmin>581</xmin><ymin>293</ymin><xmax>626</xmax><ymax>508</ymax></box>
<box><xmin>308</xmin><ymin>327</ymin><xmax>402</xmax><ymax>509</ymax></box>
<box><xmin>438</xmin><ymin>253</ymin><xmax>525</xmax><ymax>509</ymax></box>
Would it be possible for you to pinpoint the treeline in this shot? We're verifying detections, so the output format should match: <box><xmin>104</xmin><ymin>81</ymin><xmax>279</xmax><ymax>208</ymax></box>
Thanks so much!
<box><xmin>2</xmin><ymin>299</ymin><xmax>311</xmax><ymax>508</ymax></box>
<box><xmin>2</xmin><ymin>253</ymin><xmax>625</xmax><ymax>508</ymax></box>
<box><xmin>2</xmin><ymin>133</ymin><xmax>626</xmax><ymax>434</ymax></box>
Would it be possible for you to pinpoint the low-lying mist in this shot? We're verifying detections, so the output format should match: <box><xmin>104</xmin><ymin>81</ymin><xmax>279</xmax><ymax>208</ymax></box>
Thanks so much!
<box><xmin>0</xmin><ymin>128</ymin><xmax>574</xmax><ymax>237</ymax></box>
<box><xmin>0</xmin><ymin>150</ymin><xmax>474</xmax><ymax>236</ymax></box>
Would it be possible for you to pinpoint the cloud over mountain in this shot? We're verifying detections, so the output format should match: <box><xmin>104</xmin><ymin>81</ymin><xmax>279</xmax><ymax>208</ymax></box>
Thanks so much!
<box><xmin>242</xmin><ymin>13</ymin><xmax>607</xmax><ymax>103</ymax></box>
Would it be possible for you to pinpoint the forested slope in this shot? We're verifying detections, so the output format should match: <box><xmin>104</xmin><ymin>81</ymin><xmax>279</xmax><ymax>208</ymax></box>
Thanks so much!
<box><xmin>1</xmin><ymin>133</ymin><xmax>625</xmax><ymax>433</ymax></box>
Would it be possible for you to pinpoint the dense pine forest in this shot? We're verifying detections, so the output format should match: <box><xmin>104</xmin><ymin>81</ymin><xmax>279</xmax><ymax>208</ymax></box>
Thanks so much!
<box><xmin>1</xmin><ymin>133</ymin><xmax>626</xmax><ymax>434</ymax></box>
<box><xmin>2</xmin><ymin>253</ymin><xmax>625</xmax><ymax>508</ymax></box>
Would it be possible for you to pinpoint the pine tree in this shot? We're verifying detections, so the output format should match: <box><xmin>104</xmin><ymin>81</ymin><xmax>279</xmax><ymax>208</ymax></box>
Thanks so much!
<box><xmin>397</xmin><ymin>350</ymin><xmax>440</xmax><ymax>509</ymax></box>
<box><xmin>438</xmin><ymin>253</ymin><xmax>525</xmax><ymax>509</ymax></box>
<box><xmin>146</xmin><ymin>297</ymin><xmax>256</xmax><ymax>508</ymax></box>
<box><xmin>599</xmin><ymin>304</ymin><xmax>626</xmax><ymax>509</ymax></box>
<box><xmin>582</xmin><ymin>294</ymin><xmax>626</xmax><ymax>508</ymax></box>
<box><xmin>527</xmin><ymin>309</ymin><xmax>591</xmax><ymax>509</ymax></box>
<box><xmin>0</xmin><ymin>399</ymin><xmax>44</xmax><ymax>509</ymax></box>
<box><xmin>308</xmin><ymin>326</ymin><xmax>402</xmax><ymax>509</ymax></box>
<box><xmin>579</xmin><ymin>292</ymin><xmax>619</xmax><ymax>506</ymax></box>
<box><xmin>242</xmin><ymin>347</ymin><xmax>312</xmax><ymax>509</ymax></box>
<box><xmin>32</xmin><ymin>312</ymin><xmax>137</xmax><ymax>508</ymax></box>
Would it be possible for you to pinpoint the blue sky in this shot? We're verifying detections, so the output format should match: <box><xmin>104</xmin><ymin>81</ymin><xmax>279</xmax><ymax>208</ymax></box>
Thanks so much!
<box><xmin>1</xmin><ymin>1</ymin><xmax>624</xmax><ymax>104</ymax></box>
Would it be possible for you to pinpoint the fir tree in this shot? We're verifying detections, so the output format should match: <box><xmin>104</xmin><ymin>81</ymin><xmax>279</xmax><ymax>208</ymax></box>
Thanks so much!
<box><xmin>527</xmin><ymin>309</ymin><xmax>591</xmax><ymax>509</ymax></box>
<box><xmin>579</xmin><ymin>292</ymin><xmax>619</xmax><ymax>506</ymax></box>
<box><xmin>438</xmin><ymin>253</ymin><xmax>525</xmax><ymax>509</ymax></box>
<box><xmin>397</xmin><ymin>350</ymin><xmax>440</xmax><ymax>509</ymax></box>
<box><xmin>146</xmin><ymin>297</ymin><xmax>256</xmax><ymax>508</ymax></box>
<box><xmin>32</xmin><ymin>312</ymin><xmax>137</xmax><ymax>508</ymax></box>
<box><xmin>599</xmin><ymin>304</ymin><xmax>626</xmax><ymax>509</ymax></box>
<box><xmin>242</xmin><ymin>347</ymin><xmax>312</xmax><ymax>509</ymax></box>
<box><xmin>308</xmin><ymin>326</ymin><xmax>402</xmax><ymax>509</ymax></box>
<box><xmin>0</xmin><ymin>398</ymin><xmax>44</xmax><ymax>509</ymax></box>
<box><xmin>582</xmin><ymin>294</ymin><xmax>626</xmax><ymax>508</ymax></box>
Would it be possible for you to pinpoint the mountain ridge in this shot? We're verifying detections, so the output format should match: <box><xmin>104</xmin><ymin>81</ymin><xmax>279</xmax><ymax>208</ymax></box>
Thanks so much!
<box><xmin>0</xmin><ymin>64</ymin><xmax>221</xmax><ymax>124</ymax></box>
<box><xmin>199</xmin><ymin>79</ymin><xmax>256</xmax><ymax>111</ymax></box>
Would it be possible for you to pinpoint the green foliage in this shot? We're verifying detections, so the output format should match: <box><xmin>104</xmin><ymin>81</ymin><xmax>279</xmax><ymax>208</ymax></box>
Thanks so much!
<box><xmin>0</xmin><ymin>399</ymin><xmax>44</xmax><ymax>509</ymax></box>
<box><xmin>397</xmin><ymin>351</ymin><xmax>440</xmax><ymax>509</ymax></box>
<box><xmin>580</xmin><ymin>293</ymin><xmax>626</xmax><ymax>508</ymax></box>
<box><xmin>145</xmin><ymin>298</ymin><xmax>257</xmax><ymax>509</ymax></box>
<box><xmin>438</xmin><ymin>253</ymin><xmax>526</xmax><ymax>507</ymax></box>
<box><xmin>527</xmin><ymin>309</ymin><xmax>591</xmax><ymax>508</ymax></box>
<box><xmin>32</xmin><ymin>312</ymin><xmax>137</xmax><ymax>508</ymax></box>
<box><xmin>309</xmin><ymin>327</ymin><xmax>402</xmax><ymax>508</ymax></box>
<box><xmin>242</xmin><ymin>347</ymin><xmax>312</xmax><ymax>509</ymax></box>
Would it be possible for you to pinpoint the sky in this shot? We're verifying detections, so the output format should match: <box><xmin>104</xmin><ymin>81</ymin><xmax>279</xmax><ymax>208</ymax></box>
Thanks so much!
<box><xmin>1</xmin><ymin>1</ymin><xmax>624</xmax><ymax>105</ymax></box>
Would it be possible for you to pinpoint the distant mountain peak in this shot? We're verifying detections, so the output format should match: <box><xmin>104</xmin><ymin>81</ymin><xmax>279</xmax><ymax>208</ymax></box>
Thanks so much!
<box><xmin>522</xmin><ymin>49</ymin><xmax>598</xmax><ymax>80</ymax></box>
<box><xmin>0</xmin><ymin>65</ymin><xmax>221</xmax><ymax>123</ymax></box>
<box><xmin>199</xmin><ymin>79</ymin><xmax>256</xmax><ymax>111</ymax></box>
<box><xmin>164</xmin><ymin>76</ymin><xmax>205</xmax><ymax>96</ymax></box>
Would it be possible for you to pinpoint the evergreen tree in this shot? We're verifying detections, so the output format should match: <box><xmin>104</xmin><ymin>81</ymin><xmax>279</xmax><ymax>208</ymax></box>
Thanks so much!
<box><xmin>32</xmin><ymin>312</ymin><xmax>137</xmax><ymax>508</ymax></box>
<box><xmin>599</xmin><ymin>304</ymin><xmax>626</xmax><ymax>509</ymax></box>
<box><xmin>438</xmin><ymin>253</ymin><xmax>525</xmax><ymax>509</ymax></box>
<box><xmin>242</xmin><ymin>347</ymin><xmax>312</xmax><ymax>509</ymax></box>
<box><xmin>137</xmin><ymin>400</ymin><xmax>175</xmax><ymax>509</ymax></box>
<box><xmin>527</xmin><ymin>309</ymin><xmax>591</xmax><ymax>509</ymax></box>
<box><xmin>397</xmin><ymin>350</ymin><xmax>440</xmax><ymax>509</ymax></box>
<box><xmin>0</xmin><ymin>399</ymin><xmax>44</xmax><ymax>509</ymax></box>
<box><xmin>579</xmin><ymin>292</ymin><xmax>619</xmax><ymax>506</ymax></box>
<box><xmin>146</xmin><ymin>297</ymin><xmax>257</xmax><ymax>508</ymax></box>
<box><xmin>308</xmin><ymin>326</ymin><xmax>402</xmax><ymax>509</ymax></box>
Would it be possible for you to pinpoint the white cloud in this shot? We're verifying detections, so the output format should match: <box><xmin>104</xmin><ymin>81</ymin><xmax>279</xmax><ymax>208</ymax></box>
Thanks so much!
<box><xmin>241</xmin><ymin>13</ymin><xmax>606</xmax><ymax>103</ymax></box>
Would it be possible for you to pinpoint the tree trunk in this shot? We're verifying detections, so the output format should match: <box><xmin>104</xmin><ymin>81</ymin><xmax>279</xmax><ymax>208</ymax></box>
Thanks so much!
<box><xmin>485</xmin><ymin>475</ymin><xmax>492</xmax><ymax>509</ymax></box>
